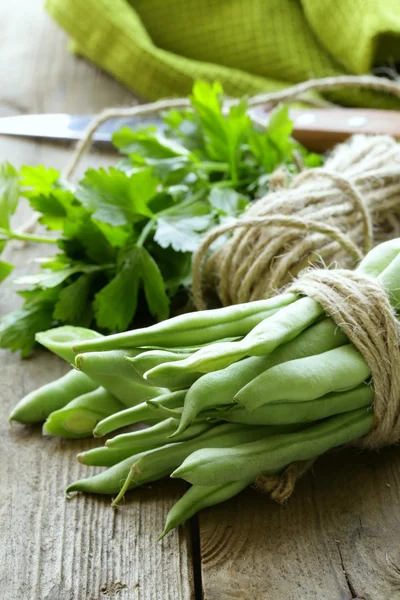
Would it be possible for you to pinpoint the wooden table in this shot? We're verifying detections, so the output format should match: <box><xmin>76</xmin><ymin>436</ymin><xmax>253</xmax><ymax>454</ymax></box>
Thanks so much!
<box><xmin>2</xmin><ymin>3</ymin><xmax>400</xmax><ymax>599</ymax></box>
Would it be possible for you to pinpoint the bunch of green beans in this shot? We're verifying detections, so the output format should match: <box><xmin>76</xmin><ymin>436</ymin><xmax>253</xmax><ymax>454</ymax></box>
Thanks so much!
<box><xmin>10</xmin><ymin>239</ymin><xmax>400</xmax><ymax>537</ymax></box>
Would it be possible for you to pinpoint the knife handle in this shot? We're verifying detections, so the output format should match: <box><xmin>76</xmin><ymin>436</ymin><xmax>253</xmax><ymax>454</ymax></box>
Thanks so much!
<box><xmin>252</xmin><ymin>107</ymin><xmax>400</xmax><ymax>151</ymax></box>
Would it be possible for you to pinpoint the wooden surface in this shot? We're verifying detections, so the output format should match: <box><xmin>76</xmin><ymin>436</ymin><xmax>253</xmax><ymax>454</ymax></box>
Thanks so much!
<box><xmin>1</xmin><ymin>2</ymin><xmax>400</xmax><ymax>599</ymax></box>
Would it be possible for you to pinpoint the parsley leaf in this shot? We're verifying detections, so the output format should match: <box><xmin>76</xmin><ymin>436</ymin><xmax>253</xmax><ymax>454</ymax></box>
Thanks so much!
<box><xmin>76</xmin><ymin>167</ymin><xmax>156</xmax><ymax>226</ymax></box>
<box><xmin>0</xmin><ymin>287</ymin><xmax>59</xmax><ymax>357</ymax></box>
<box><xmin>0</xmin><ymin>162</ymin><xmax>19</xmax><ymax>233</ymax></box>
<box><xmin>93</xmin><ymin>246</ymin><xmax>169</xmax><ymax>331</ymax></box>
<box><xmin>53</xmin><ymin>273</ymin><xmax>94</xmax><ymax>323</ymax></box>
<box><xmin>154</xmin><ymin>204</ymin><xmax>214</xmax><ymax>253</ymax></box>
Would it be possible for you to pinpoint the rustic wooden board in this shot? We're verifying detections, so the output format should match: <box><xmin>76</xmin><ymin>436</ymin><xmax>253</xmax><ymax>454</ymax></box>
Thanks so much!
<box><xmin>3</xmin><ymin>2</ymin><xmax>400</xmax><ymax>600</ymax></box>
<box><xmin>199</xmin><ymin>447</ymin><xmax>400</xmax><ymax>600</ymax></box>
<box><xmin>0</xmin><ymin>2</ymin><xmax>194</xmax><ymax>599</ymax></box>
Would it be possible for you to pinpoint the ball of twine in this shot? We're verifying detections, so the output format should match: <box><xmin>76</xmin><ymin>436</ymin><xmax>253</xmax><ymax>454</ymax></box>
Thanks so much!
<box><xmin>256</xmin><ymin>267</ymin><xmax>400</xmax><ymax>502</ymax></box>
<box><xmin>192</xmin><ymin>134</ymin><xmax>400</xmax><ymax>310</ymax></box>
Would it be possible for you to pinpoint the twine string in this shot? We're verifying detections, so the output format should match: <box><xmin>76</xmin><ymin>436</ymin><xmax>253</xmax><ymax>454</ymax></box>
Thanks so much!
<box><xmin>256</xmin><ymin>268</ymin><xmax>400</xmax><ymax>502</ymax></box>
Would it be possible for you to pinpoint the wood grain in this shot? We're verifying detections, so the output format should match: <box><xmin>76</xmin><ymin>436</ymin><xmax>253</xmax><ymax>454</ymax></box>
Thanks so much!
<box><xmin>0</xmin><ymin>2</ymin><xmax>194</xmax><ymax>599</ymax></box>
<box><xmin>199</xmin><ymin>447</ymin><xmax>400</xmax><ymax>600</ymax></box>
<box><xmin>2</xmin><ymin>2</ymin><xmax>400</xmax><ymax>600</ymax></box>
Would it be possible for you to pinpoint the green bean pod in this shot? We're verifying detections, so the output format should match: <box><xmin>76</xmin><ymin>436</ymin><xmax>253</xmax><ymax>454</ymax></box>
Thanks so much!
<box><xmin>75</xmin><ymin>350</ymin><xmax>168</xmax><ymax>407</ymax></box>
<box><xmin>77</xmin><ymin>445</ymin><xmax>155</xmax><ymax>467</ymax></box>
<box><xmin>106</xmin><ymin>417</ymin><xmax>213</xmax><ymax>449</ymax></box>
<box><xmin>356</xmin><ymin>238</ymin><xmax>400</xmax><ymax>279</ymax></box>
<box><xmin>236</xmin><ymin>344</ymin><xmax>370</xmax><ymax>411</ymax></box>
<box><xmin>10</xmin><ymin>369</ymin><xmax>98</xmax><ymax>424</ymax></box>
<box><xmin>42</xmin><ymin>388</ymin><xmax>125</xmax><ymax>438</ymax></box>
<box><xmin>127</xmin><ymin>349</ymin><xmax>193</xmax><ymax>377</ymax></box>
<box><xmin>174</xmin><ymin>318</ymin><xmax>348</xmax><ymax>433</ymax></box>
<box><xmin>66</xmin><ymin>423</ymin><xmax>279</xmax><ymax>497</ymax></box>
<box><xmin>217</xmin><ymin>384</ymin><xmax>373</xmax><ymax>425</ymax></box>
<box><xmin>145</xmin><ymin>297</ymin><xmax>324</xmax><ymax>380</ymax></box>
<box><xmin>93</xmin><ymin>390</ymin><xmax>187</xmax><ymax>437</ymax></box>
<box><xmin>72</xmin><ymin>294</ymin><xmax>298</xmax><ymax>353</ymax></box>
<box><xmin>172</xmin><ymin>408</ymin><xmax>374</xmax><ymax>486</ymax></box>
<box><xmin>159</xmin><ymin>478</ymin><xmax>254</xmax><ymax>539</ymax></box>
<box><xmin>36</xmin><ymin>326</ymin><xmax>103</xmax><ymax>363</ymax></box>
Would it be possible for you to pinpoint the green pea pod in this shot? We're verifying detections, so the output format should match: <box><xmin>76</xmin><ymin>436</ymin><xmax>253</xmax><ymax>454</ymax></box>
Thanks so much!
<box><xmin>66</xmin><ymin>423</ymin><xmax>279</xmax><ymax>497</ymax></box>
<box><xmin>93</xmin><ymin>390</ymin><xmax>187</xmax><ymax>437</ymax></box>
<box><xmin>174</xmin><ymin>318</ymin><xmax>348</xmax><ymax>434</ymax></box>
<box><xmin>172</xmin><ymin>408</ymin><xmax>374</xmax><ymax>486</ymax></box>
<box><xmin>218</xmin><ymin>384</ymin><xmax>373</xmax><ymax>425</ymax></box>
<box><xmin>42</xmin><ymin>388</ymin><xmax>125</xmax><ymax>438</ymax></box>
<box><xmin>10</xmin><ymin>369</ymin><xmax>98</xmax><ymax>424</ymax></box>
<box><xmin>236</xmin><ymin>345</ymin><xmax>370</xmax><ymax>411</ymax></box>
<box><xmin>145</xmin><ymin>297</ymin><xmax>324</xmax><ymax>380</ymax></box>
<box><xmin>159</xmin><ymin>478</ymin><xmax>254</xmax><ymax>539</ymax></box>
<box><xmin>72</xmin><ymin>294</ymin><xmax>297</xmax><ymax>354</ymax></box>
<box><xmin>35</xmin><ymin>326</ymin><xmax>103</xmax><ymax>363</ymax></box>
<box><xmin>75</xmin><ymin>350</ymin><xmax>168</xmax><ymax>407</ymax></box>
<box><xmin>106</xmin><ymin>417</ymin><xmax>213</xmax><ymax>449</ymax></box>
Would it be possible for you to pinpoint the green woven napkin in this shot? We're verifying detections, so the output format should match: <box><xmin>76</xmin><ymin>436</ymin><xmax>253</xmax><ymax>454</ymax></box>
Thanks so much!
<box><xmin>46</xmin><ymin>0</ymin><xmax>400</xmax><ymax>107</ymax></box>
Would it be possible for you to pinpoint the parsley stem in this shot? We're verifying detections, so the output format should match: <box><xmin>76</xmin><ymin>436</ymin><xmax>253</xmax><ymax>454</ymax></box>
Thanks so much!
<box><xmin>4</xmin><ymin>231</ymin><xmax>58</xmax><ymax>245</ymax></box>
<box><xmin>200</xmin><ymin>162</ymin><xmax>229</xmax><ymax>173</ymax></box>
<box><xmin>137</xmin><ymin>219</ymin><xmax>155</xmax><ymax>248</ymax></box>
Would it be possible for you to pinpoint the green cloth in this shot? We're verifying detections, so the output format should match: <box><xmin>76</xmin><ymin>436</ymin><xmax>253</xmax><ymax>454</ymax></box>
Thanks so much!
<box><xmin>46</xmin><ymin>0</ymin><xmax>400</xmax><ymax>107</ymax></box>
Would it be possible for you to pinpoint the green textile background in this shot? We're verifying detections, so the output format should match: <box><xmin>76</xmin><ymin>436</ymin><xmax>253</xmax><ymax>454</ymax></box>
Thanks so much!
<box><xmin>46</xmin><ymin>0</ymin><xmax>400</xmax><ymax>107</ymax></box>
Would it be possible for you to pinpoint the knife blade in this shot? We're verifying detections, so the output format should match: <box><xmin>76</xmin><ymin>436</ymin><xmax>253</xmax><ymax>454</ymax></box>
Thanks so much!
<box><xmin>0</xmin><ymin>108</ymin><xmax>399</xmax><ymax>151</ymax></box>
<box><xmin>0</xmin><ymin>113</ymin><xmax>162</xmax><ymax>144</ymax></box>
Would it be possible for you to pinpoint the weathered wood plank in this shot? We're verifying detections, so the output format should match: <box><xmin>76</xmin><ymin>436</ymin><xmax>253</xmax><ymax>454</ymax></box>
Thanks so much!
<box><xmin>199</xmin><ymin>447</ymin><xmax>400</xmax><ymax>600</ymax></box>
<box><xmin>0</xmin><ymin>2</ymin><xmax>194</xmax><ymax>599</ymax></box>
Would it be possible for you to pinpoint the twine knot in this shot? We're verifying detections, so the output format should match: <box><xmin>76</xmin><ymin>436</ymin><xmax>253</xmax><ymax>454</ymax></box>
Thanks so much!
<box><xmin>256</xmin><ymin>266</ymin><xmax>400</xmax><ymax>501</ymax></box>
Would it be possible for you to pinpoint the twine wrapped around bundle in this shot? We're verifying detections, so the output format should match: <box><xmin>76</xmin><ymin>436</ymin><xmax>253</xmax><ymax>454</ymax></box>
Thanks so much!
<box><xmin>256</xmin><ymin>266</ymin><xmax>400</xmax><ymax>502</ymax></box>
<box><xmin>192</xmin><ymin>134</ymin><xmax>400</xmax><ymax>309</ymax></box>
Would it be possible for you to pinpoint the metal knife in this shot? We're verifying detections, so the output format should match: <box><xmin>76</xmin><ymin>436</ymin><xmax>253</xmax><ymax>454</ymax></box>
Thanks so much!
<box><xmin>0</xmin><ymin>108</ymin><xmax>399</xmax><ymax>151</ymax></box>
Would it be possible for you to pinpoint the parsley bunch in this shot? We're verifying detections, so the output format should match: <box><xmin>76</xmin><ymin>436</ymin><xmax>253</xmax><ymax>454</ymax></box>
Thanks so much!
<box><xmin>0</xmin><ymin>81</ymin><xmax>321</xmax><ymax>356</ymax></box>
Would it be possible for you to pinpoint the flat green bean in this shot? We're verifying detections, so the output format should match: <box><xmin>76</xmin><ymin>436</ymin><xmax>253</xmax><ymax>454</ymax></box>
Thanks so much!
<box><xmin>174</xmin><ymin>318</ymin><xmax>348</xmax><ymax>433</ymax></box>
<box><xmin>66</xmin><ymin>423</ymin><xmax>277</xmax><ymax>497</ymax></box>
<box><xmin>159</xmin><ymin>478</ymin><xmax>253</xmax><ymax>539</ymax></box>
<box><xmin>356</xmin><ymin>238</ymin><xmax>400</xmax><ymax>279</ymax></box>
<box><xmin>42</xmin><ymin>388</ymin><xmax>125</xmax><ymax>438</ymax></box>
<box><xmin>106</xmin><ymin>417</ymin><xmax>213</xmax><ymax>449</ymax></box>
<box><xmin>36</xmin><ymin>326</ymin><xmax>103</xmax><ymax>363</ymax></box>
<box><xmin>145</xmin><ymin>297</ymin><xmax>324</xmax><ymax>379</ymax></box>
<box><xmin>72</xmin><ymin>294</ymin><xmax>298</xmax><ymax>353</ymax></box>
<box><xmin>10</xmin><ymin>369</ymin><xmax>98</xmax><ymax>424</ymax></box>
<box><xmin>77</xmin><ymin>445</ymin><xmax>156</xmax><ymax>467</ymax></box>
<box><xmin>218</xmin><ymin>384</ymin><xmax>373</xmax><ymax>425</ymax></box>
<box><xmin>172</xmin><ymin>408</ymin><xmax>373</xmax><ymax>486</ymax></box>
<box><xmin>75</xmin><ymin>350</ymin><xmax>168</xmax><ymax>407</ymax></box>
<box><xmin>93</xmin><ymin>390</ymin><xmax>187</xmax><ymax>437</ymax></box>
<box><xmin>127</xmin><ymin>349</ymin><xmax>193</xmax><ymax>377</ymax></box>
<box><xmin>236</xmin><ymin>345</ymin><xmax>370</xmax><ymax>411</ymax></box>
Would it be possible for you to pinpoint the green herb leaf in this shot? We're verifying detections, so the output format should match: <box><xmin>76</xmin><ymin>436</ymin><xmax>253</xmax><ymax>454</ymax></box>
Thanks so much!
<box><xmin>0</xmin><ymin>260</ymin><xmax>14</xmax><ymax>282</ymax></box>
<box><xmin>113</xmin><ymin>127</ymin><xmax>192</xmax><ymax>159</ymax></box>
<box><xmin>0</xmin><ymin>287</ymin><xmax>59</xmax><ymax>356</ymax></box>
<box><xmin>154</xmin><ymin>203</ymin><xmax>213</xmax><ymax>253</ymax></box>
<box><xmin>14</xmin><ymin>264</ymin><xmax>104</xmax><ymax>289</ymax></box>
<box><xmin>93</xmin><ymin>245</ymin><xmax>169</xmax><ymax>331</ymax></box>
<box><xmin>138</xmin><ymin>247</ymin><xmax>169</xmax><ymax>321</ymax></box>
<box><xmin>53</xmin><ymin>273</ymin><xmax>94</xmax><ymax>322</ymax></box>
<box><xmin>0</xmin><ymin>162</ymin><xmax>19</xmax><ymax>233</ymax></box>
<box><xmin>76</xmin><ymin>167</ymin><xmax>157</xmax><ymax>226</ymax></box>
<box><xmin>20</xmin><ymin>165</ymin><xmax>60</xmax><ymax>196</ymax></box>
<box><xmin>209</xmin><ymin>188</ymin><xmax>248</xmax><ymax>217</ymax></box>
